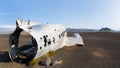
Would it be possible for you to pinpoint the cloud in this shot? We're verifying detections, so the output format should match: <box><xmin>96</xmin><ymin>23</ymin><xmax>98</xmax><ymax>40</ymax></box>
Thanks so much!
<box><xmin>0</xmin><ymin>12</ymin><xmax>14</xmax><ymax>15</ymax></box>
<box><xmin>0</xmin><ymin>25</ymin><xmax>15</xmax><ymax>34</ymax></box>
<box><xmin>0</xmin><ymin>12</ymin><xmax>9</xmax><ymax>15</ymax></box>
<box><xmin>0</xmin><ymin>25</ymin><xmax>15</xmax><ymax>29</ymax></box>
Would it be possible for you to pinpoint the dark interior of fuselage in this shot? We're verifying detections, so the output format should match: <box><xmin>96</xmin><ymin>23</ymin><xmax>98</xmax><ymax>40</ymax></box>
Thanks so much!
<box><xmin>9</xmin><ymin>28</ymin><xmax>38</xmax><ymax>63</ymax></box>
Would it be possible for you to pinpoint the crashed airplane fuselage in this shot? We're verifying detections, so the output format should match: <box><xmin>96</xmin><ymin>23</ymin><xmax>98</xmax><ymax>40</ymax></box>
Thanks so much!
<box><xmin>9</xmin><ymin>19</ymin><xmax>84</xmax><ymax>65</ymax></box>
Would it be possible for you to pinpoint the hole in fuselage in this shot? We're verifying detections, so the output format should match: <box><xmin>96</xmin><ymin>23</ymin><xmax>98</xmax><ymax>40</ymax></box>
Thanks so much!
<box><xmin>18</xmin><ymin>31</ymin><xmax>38</xmax><ymax>63</ymax></box>
<box><xmin>9</xmin><ymin>29</ymin><xmax>38</xmax><ymax>63</ymax></box>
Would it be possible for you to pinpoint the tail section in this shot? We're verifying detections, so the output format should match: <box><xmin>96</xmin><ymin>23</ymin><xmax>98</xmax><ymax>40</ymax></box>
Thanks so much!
<box><xmin>65</xmin><ymin>33</ymin><xmax>84</xmax><ymax>46</ymax></box>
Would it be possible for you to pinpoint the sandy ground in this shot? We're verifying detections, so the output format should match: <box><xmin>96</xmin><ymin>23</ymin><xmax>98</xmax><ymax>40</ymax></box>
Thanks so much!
<box><xmin>0</xmin><ymin>32</ymin><xmax>120</xmax><ymax>68</ymax></box>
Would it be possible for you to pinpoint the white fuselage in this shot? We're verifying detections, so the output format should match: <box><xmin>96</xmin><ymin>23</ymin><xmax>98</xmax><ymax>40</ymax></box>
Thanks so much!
<box><xmin>9</xmin><ymin>19</ymin><xmax>84</xmax><ymax>62</ymax></box>
<box><xmin>18</xmin><ymin>22</ymin><xmax>67</xmax><ymax>59</ymax></box>
<box><xmin>30</xmin><ymin>24</ymin><xmax>67</xmax><ymax>59</ymax></box>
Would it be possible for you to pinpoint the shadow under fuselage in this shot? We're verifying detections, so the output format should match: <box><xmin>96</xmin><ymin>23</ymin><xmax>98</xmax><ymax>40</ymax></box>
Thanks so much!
<box><xmin>0</xmin><ymin>51</ymin><xmax>30</xmax><ymax>64</ymax></box>
<box><xmin>0</xmin><ymin>51</ymin><xmax>11</xmax><ymax>63</ymax></box>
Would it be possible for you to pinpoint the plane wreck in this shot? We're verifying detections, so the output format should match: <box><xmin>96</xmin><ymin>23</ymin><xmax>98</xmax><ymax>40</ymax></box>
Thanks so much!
<box><xmin>9</xmin><ymin>19</ymin><xmax>84</xmax><ymax>66</ymax></box>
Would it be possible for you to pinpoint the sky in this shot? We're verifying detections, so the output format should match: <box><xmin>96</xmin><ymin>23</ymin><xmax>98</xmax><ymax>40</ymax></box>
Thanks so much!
<box><xmin>0</xmin><ymin>0</ymin><xmax>120</xmax><ymax>30</ymax></box>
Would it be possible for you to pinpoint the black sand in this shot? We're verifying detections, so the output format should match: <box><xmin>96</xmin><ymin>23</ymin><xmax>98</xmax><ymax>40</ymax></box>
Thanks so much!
<box><xmin>0</xmin><ymin>32</ymin><xmax>120</xmax><ymax>68</ymax></box>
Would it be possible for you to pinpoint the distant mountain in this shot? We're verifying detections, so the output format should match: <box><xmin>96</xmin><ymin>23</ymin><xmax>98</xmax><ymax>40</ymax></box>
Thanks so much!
<box><xmin>67</xmin><ymin>28</ymin><xmax>99</xmax><ymax>32</ymax></box>
<box><xmin>99</xmin><ymin>27</ymin><xmax>113</xmax><ymax>32</ymax></box>
<box><xmin>67</xmin><ymin>27</ymin><xmax>119</xmax><ymax>32</ymax></box>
